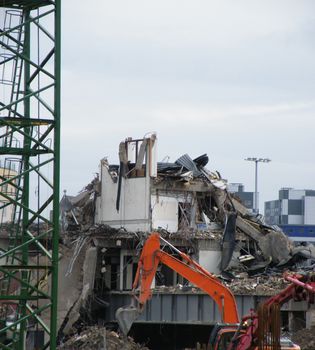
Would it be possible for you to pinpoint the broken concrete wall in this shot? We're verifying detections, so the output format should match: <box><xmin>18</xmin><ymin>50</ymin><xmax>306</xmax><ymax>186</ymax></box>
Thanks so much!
<box><xmin>37</xmin><ymin>245</ymin><xmax>84</xmax><ymax>345</ymax></box>
<box><xmin>60</xmin><ymin>137</ymin><xmax>315</xmax><ymax>336</ymax></box>
<box><xmin>94</xmin><ymin>136</ymin><xmax>158</xmax><ymax>232</ymax></box>
<box><xmin>56</xmin><ymin>247</ymin><xmax>84</xmax><ymax>334</ymax></box>
<box><xmin>61</xmin><ymin>246</ymin><xmax>98</xmax><ymax>335</ymax></box>
<box><xmin>151</xmin><ymin>195</ymin><xmax>179</xmax><ymax>232</ymax></box>
<box><xmin>151</xmin><ymin>192</ymin><xmax>196</xmax><ymax>233</ymax></box>
<box><xmin>198</xmin><ymin>250</ymin><xmax>221</xmax><ymax>274</ymax></box>
<box><xmin>82</xmin><ymin>247</ymin><xmax>97</xmax><ymax>304</ymax></box>
<box><xmin>95</xmin><ymin>159</ymin><xmax>151</xmax><ymax>231</ymax></box>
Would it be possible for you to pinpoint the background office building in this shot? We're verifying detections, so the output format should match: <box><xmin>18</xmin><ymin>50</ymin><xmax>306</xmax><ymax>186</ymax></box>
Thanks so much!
<box><xmin>228</xmin><ymin>183</ymin><xmax>255</xmax><ymax>212</ymax></box>
<box><xmin>264</xmin><ymin>188</ymin><xmax>315</xmax><ymax>242</ymax></box>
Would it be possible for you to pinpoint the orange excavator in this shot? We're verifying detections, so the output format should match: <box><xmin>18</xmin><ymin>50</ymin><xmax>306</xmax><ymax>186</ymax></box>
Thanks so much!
<box><xmin>116</xmin><ymin>233</ymin><xmax>315</xmax><ymax>350</ymax></box>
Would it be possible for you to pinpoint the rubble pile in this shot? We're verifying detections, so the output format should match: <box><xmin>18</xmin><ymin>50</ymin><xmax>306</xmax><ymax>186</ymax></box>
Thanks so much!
<box><xmin>59</xmin><ymin>149</ymin><xmax>315</xmax><ymax>319</ymax></box>
<box><xmin>224</xmin><ymin>275</ymin><xmax>289</xmax><ymax>295</ymax></box>
<box><xmin>88</xmin><ymin>224</ymin><xmax>224</xmax><ymax>242</ymax></box>
<box><xmin>61</xmin><ymin>150</ymin><xmax>315</xmax><ymax>278</ymax></box>
<box><xmin>149</xmin><ymin>276</ymin><xmax>289</xmax><ymax>296</ymax></box>
<box><xmin>292</xmin><ymin>327</ymin><xmax>315</xmax><ymax>350</ymax></box>
<box><xmin>58</xmin><ymin>140</ymin><xmax>315</xmax><ymax>347</ymax></box>
<box><xmin>60</xmin><ymin>176</ymin><xmax>100</xmax><ymax>233</ymax></box>
<box><xmin>58</xmin><ymin>326</ymin><xmax>149</xmax><ymax>350</ymax></box>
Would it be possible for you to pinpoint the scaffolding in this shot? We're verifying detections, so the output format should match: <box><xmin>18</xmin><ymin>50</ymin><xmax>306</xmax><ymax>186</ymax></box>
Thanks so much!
<box><xmin>0</xmin><ymin>1</ymin><xmax>60</xmax><ymax>349</ymax></box>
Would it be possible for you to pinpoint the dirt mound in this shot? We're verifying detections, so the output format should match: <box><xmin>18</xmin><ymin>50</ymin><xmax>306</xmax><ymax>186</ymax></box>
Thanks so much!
<box><xmin>58</xmin><ymin>326</ymin><xmax>149</xmax><ymax>350</ymax></box>
<box><xmin>292</xmin><ymin>327</ymin><xmax>315</xmax><ymax>350</ymax></box>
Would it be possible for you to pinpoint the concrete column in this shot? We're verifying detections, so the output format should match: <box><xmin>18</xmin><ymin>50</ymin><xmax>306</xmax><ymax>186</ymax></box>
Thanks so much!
<box><xmin>288</xmin><ymin>311</ymin><xmax>306</xmax><ymax>332</ymax></box>
<box><xmin>306</xmin><ymin>307</ymin><xmax>315</xmax><ymax>329</ymax></box>
<box><xmin>126</xmin><ymin>263</ymin><xmax>133</xmax><ymax>290</ymax></box>
<box><xmin>190</xmin><ymin>198</ymin><xmax>197</xmax><ymax>228</ymax></box>
<box><xmin>119</xmin><ymin>249</ymin><xmax>124</xmax><ymax>291</ymax></box>
<box><xmin>82</xmin><ymin>247</ymin><xmax>97</xmax><ymax>303</ymax></box>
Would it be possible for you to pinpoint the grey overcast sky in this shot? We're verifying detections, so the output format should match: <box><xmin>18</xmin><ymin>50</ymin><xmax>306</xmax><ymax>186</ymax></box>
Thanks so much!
<box><xmin>61</xmin><ymin>0</ymin><xmax>315</xmax><ymax>213</ymax></box>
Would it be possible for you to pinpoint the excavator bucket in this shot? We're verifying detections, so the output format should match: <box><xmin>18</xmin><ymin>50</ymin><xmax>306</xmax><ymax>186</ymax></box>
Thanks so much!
<box><xmin>115</xmin><ymin>304</ymin><xmax>140</xmax><ymax>335</ymax></box>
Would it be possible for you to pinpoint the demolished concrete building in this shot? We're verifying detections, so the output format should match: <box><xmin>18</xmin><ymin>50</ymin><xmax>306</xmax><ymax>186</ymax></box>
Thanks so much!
<box><xmin>59</xmin><ymin>134</ymin><xmax>315</xmax><ymax>349</ymax></box>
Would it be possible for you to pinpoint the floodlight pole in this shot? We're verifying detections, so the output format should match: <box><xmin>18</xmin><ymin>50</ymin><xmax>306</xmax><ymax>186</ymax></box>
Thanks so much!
<box><xmin>255</xmin><ymin>160</ymin><xmax>258</xmax><ymax>213</ymax></box>
<box><xmin>245</xmin><ymin>157</ymin><xmax>271</xmax><ymax>214</ymax></box>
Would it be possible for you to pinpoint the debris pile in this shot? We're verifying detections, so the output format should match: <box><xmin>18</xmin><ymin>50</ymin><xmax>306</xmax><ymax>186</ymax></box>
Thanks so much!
<box><xmin>61</xmin><ymin>148</ymin><xmax>315</xmax><ymax>277</ymax></box>
<box><xmin>58</xmin><ymin>326</ymin><xmax>149</xmax><ymax>350</ymax></box>
<box><xmin>292</xmin><ymin>327</ymin><xmax>315</xmax><ymax>350</ymax></box>
<box><xmin>223</xmin><ymin>275</ymin><xmax>289</xmax><ymax>295</ymax></box>
<box><xmin>149</xmin><ymin>275</ymin><xmax>290</xmax><ymax>296</ymax></box>
<box><xmin>60</xmin><ymin>176</ymin><xmax>100</xmax><ymax>233</ymax></box>
<box><xmin>58</xmin><ymin>137</ymin><xmax>315</xmax><ymax>344</ymax></box>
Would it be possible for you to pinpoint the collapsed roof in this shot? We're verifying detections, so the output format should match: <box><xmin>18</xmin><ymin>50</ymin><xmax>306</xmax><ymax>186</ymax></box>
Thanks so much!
<box><xmin>60</xmin><ymin>135</ymin><xmax>315</xmax><ymax>276</ymax></box>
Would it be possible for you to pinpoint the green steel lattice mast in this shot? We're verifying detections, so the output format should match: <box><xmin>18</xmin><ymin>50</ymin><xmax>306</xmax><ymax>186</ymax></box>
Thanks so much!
<box><xmin>0</xmin><ymin>0</ymin><xmax>60</xmax><ymax>349</ymax></box>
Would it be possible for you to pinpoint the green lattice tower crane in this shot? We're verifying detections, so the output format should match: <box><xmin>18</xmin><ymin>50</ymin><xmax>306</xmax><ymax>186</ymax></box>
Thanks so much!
<box><xmin>0</xmin><ymin>0</ymin><xmax>60</xmax><ymax>349</ymax></box>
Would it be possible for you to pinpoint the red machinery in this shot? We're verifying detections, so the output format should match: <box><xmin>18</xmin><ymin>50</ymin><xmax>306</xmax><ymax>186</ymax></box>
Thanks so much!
<box><xmin>116</xmin><ymin>233</ymin><xmax>315</xmax><ymax>350</ymax></box>
<box><xmin>225</xmin><ymin>273</ymin><xmax>315</xmax><ymax>350</ymax></box>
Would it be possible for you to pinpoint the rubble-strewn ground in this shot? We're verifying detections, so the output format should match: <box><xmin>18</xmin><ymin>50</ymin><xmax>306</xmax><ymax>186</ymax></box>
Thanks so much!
<box><xmin>58</xmin><ymin>326</ymin><xmax>149</xmax><ymax>350</ymax></box>
<box><xmin>225</xmin><ymin>275</ymin><xmax>290</xmax><ymax>295</ymax></box>
<box><xmin>153</xmin><ymin>274</ymin><xmax>290</xmax><ymax>296</ymax></box>
<box><xmin>58</xmin><ymin>147</ymin><xmax>315</xmax><ymax>350</ymax></box>
<box><xmin>292</xmin><ymin>327</ymin><xmax>315</xmax><ymax>350</ymax></box>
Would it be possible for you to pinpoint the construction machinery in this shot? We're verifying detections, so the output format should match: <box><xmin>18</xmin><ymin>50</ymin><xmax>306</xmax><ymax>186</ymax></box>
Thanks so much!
<box><xmin>116</xmin><ymin>232</ymin><xmax>315</xmax><ymax>350</ymax></box>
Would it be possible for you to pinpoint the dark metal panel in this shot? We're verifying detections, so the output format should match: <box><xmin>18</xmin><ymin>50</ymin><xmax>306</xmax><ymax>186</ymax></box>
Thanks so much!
<box><xmin>175</xmin><ymin>154</ymin><xmax>201</xmax><ymax>177</ymax></box>
<box><xmin>187</xmin><ymin>295</ymin><xmax>199</xmax><ymax>321</ymax></box>
<box><xmin>151</xmin><ymin>294</ymin><xmax>162</xmax><ymax>321</ymax></box>
<box><xmin>288</xmin><ymin>200</ymin><xmax>303</xmax><ymax>215</ymax></box>
<box><xmin>175</xmin><ymin>295</ymin><xmax>188</xmax><ymax>322</ymax></box>
<box><xmin>105</xmin><ymin>292</ymin><xmax>285</xmax><ymax>325</ymax></box>
<box><xmin>200</xmin><ymin>295</ymin><xmax>218</xmax><ymax>322</ymax></box>
<box><xmin>161</xmin><ymin>294</ymin><xmax>173</xmax><ymax>321</ymax></box>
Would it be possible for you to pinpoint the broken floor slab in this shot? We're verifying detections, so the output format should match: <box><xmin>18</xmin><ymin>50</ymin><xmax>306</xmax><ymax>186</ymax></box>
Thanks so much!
<box><xmin>60</xmin><ymin>136</ymin><xmax>314</xmax><ymax>304</ymax></box>
<box><xmin>61</xmin><ymin>244</ymin><xmax>98</xmax><ymax>336</ymax></box>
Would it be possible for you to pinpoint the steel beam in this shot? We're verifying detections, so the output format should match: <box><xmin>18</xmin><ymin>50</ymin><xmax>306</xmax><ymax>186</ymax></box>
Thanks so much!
<box><xmin>0</xmin><ymin>1</ymin><xmax>60</xmax><ymax>349</ymax></box>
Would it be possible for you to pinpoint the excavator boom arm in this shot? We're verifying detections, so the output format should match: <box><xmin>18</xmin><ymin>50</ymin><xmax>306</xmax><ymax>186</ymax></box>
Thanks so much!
<box><xmin>158</xmin><ymin>250</ymin><xmax>239</xmax><ymax>323</ymax></box>
<box><xmin>132</xmin><ymin>233</ymin><xmax>239</xmax><ymax>324</ymax></box>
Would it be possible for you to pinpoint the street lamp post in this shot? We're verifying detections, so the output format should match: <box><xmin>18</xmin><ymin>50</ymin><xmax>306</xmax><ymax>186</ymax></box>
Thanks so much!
<box><xmin>245</xmin><ymin>157</ymin><xmax>271</xmax><ymax>214</ymax></box>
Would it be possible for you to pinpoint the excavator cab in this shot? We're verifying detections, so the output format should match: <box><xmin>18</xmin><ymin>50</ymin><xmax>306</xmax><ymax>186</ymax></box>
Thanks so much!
<box><xmin>208</xmin><ymin>323</ymin><xmax>301</xmax><ymax>350</ymax></box>
<box><xmin>208</xmin><ymin>324</ymin><xmax>239</xmax><ymax>350</ymax></box>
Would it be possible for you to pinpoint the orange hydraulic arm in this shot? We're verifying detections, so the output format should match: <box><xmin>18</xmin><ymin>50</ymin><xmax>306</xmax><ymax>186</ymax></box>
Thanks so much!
<box><xmin>132</xmin><ymin>232</ymin><xmax>239</xmax><ymax>324</ymax></box>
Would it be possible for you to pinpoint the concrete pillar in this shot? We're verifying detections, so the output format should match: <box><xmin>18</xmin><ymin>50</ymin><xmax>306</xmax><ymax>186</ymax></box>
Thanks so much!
<box><xmin>82</xmin><ymin>246</ymin><xmax>97</xmax><ymax>303</ymax></box>
<box><xmin>306</xmin><ymin>307</ymin><xmax>315</xmax><ymax>329</ymax></box>
<box><xmin>119</xmin><ymin>249</ymin><xmax>124</xmax><ymax>291</ymax></box>
<box><xmin>190</xmin><ymin>198</ymin><xmax>197</xmax><ymax>228</ymax></box>
<box><xmin>288</xmin><ymin>311</ymin><xmax>305</xmax><ymax>332</ymax></box>
<box><xmin>126</xmin><ymin>263</ymin><xmax>133</xmax><ymax>290</ymax></box>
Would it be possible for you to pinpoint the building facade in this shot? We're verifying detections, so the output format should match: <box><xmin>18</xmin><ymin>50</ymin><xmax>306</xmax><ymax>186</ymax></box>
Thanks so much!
<box><xmin>58</xmin><ymin>136</ymin><xmax>315</xmax><ymax>348</ymax></box>
<box><xmin>228</xmin><ymin>183</ymin><xmax>255</xmax><ymax>212</ymax></box>
<box><xmin>264</xmin><ymin>188</ymin><xmax>315</xmax><ymax>242</ymax></box>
